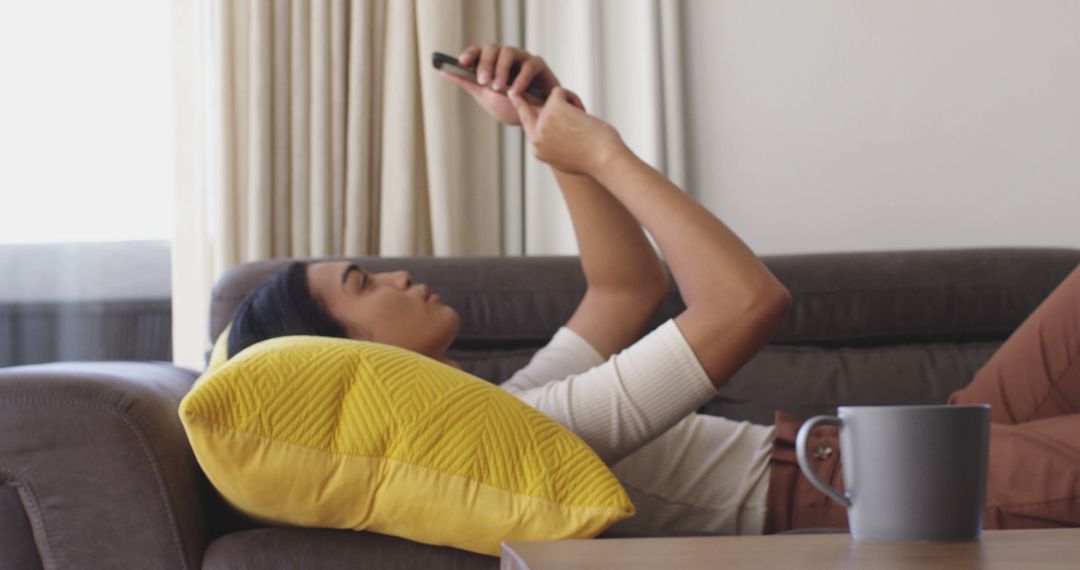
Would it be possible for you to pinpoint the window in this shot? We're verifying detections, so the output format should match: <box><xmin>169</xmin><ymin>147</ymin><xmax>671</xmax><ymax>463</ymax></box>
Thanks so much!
<box><xmin>0</xmin><ymin>0</ymin><xmax>173</xmax><ymax>366</ymax></box>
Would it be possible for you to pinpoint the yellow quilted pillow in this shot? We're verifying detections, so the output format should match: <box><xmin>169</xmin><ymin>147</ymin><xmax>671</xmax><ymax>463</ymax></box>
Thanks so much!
<box><xmin>180</xmin><ymin>334</ymin><xmax>634</xmax><ymax>556</ymax></box>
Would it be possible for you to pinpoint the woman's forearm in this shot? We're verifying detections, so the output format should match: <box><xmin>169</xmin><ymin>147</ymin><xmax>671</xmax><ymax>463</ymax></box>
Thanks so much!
<box><xmin>591</xmin><ymin>143</ymin><xmax>791</xmax><ymax>386</ymax></box>
<box><xmin>551</xmin><ymin>168</ymin><xmax>666</xmax><ymax>297</ymax></box>
<box><xmin>593</xmin><ymin>146</ymin><xmax>785</xmax><ymax>309</ymax></box>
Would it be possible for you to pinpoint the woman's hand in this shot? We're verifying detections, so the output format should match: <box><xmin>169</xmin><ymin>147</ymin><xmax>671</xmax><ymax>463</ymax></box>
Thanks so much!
<box><xmin>440</xmin><ymin>44</ymin><xmax>582</xmax><ymax>126</ymax></box>
<box><xmin>509</xmin><ymin>87</ymin><xmax>623</xmax><ymax>177</ymax></box>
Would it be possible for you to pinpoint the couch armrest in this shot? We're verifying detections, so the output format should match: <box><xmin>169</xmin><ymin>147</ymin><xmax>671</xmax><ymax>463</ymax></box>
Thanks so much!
<box><xmin>0</xmin><ymin>362</ymin><xmax>206</xmax><ymax>570</ymax></box>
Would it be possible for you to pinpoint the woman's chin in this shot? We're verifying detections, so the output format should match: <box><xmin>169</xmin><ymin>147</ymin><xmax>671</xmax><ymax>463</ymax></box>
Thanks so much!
<box><xmin>438</xmin><ymin>310</ymin><xmax>462</xmax><ymax>357</ymax></box>
<box><xmin>444</xmin><ymin>306</ymin><xmax>462</xmax><ymax>335</ymax></box>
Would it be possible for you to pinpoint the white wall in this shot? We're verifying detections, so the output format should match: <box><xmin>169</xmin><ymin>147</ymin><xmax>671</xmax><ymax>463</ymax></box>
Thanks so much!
<box><xmin>683</xmin><ymin>0</ymin><xmax>1080</xmax><ymax>255</ymax></box>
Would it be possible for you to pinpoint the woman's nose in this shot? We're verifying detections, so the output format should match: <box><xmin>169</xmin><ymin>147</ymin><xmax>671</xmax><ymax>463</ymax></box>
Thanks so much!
<box><xmin>393</xmin><ymin>271</ymin><xmax>412</xmax><ymax>289</ymax></box>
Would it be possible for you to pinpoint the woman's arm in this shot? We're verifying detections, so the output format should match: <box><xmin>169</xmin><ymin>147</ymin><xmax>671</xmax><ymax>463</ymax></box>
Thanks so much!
<box><xmin>510</xmin><ymin>89</ymin><xmax>791</xmax><ymax>390</ymax></box>
<box><xmin>552</xmin><ymin>169</ymin><xmax>668</xmax><ymax>359</ymax></box>
<box><xmin>441</xmin><ymin>44</ymin><xmax>668</xmax><ymax>358</ymax></box>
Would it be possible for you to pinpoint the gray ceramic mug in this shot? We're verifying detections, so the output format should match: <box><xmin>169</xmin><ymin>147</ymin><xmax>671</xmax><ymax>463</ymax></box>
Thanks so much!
<box><xmin>795</xmin><ymin>404</ymin><xmax>990</xmax><ymax>541</ymax></box>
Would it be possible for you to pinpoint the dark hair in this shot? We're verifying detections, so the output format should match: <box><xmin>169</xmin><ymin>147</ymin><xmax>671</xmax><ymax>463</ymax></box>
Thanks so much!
<box><xmin>226</xmin><ymin>261</ymin><xmax>347</xmax><ymax>358</ymax></box>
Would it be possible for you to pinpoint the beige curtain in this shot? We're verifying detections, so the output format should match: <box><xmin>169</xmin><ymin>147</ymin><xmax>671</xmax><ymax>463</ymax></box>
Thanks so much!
<box><xmin>173</xmin><ymin>0</ymin><xmax>501</xmax><ymax>370</ymax></box>
<box><xmin>504</xmin><ymin>0</ymin><xmax>687</xmax><ymax>255</ymax></box>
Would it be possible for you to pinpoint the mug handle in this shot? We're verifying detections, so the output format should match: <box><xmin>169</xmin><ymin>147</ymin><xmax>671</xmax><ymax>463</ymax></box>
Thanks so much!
<box><xmin>795</xmin><ymin>415</ymin><xmax>851</xmax><ymax>508</ymax></box>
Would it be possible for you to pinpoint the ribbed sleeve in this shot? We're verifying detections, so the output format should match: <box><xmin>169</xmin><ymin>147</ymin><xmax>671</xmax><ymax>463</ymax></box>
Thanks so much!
<box><xmin>500</xmin><ymin>327</ymin><xmax>605</xmax><ymax>394</ymax></box>
<box><xmin>503</xmin><ymin>319</ymin><xmax>718</xmax><ymax>465</ymax></box>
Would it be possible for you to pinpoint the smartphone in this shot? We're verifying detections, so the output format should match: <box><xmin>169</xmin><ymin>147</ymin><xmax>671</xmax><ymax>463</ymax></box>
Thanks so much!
<box><xmin>432</xmin><ymin>51</ymin><xmax>549</xmax><ymax>102</ymax></box>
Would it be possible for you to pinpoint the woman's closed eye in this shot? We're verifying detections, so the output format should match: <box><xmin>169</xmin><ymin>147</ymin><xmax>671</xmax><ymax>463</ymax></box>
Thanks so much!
<box><xmin>342</xmin><ymin>265</ymin><xmax>369</xmax><ymax>293</ymax></box>
<box><xmin>353</xmin><ymin>271</ymin><xmax>369</xmax><ymax>292</ymax></box>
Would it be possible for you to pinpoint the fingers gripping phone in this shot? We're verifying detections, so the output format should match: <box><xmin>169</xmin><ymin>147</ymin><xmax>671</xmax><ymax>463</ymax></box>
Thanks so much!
<box><xmin>432</xmin><ymin>51</ymin><xmax>550</xmax><ymax>102</ymax></box>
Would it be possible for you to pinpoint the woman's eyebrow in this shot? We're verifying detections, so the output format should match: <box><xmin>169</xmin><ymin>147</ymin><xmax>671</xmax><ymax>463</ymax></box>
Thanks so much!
<box><xmin>341</xmin><ymin>263</ymin><xmax>362</xmax><ymax>288</ymax></box>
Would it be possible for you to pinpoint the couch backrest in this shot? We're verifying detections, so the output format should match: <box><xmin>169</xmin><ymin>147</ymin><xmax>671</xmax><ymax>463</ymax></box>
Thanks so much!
<box><xmin>210</xmin><ymin>248</ymin><xmax>1080</xmax><ymax>423</ymax></box>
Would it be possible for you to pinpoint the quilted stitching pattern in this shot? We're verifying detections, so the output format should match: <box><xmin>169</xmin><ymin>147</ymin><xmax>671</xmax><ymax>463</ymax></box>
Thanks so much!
<box><xmin>180</xmin><ymin>334</ymin><xmax>633</xmax><ymax>554</ymax></box>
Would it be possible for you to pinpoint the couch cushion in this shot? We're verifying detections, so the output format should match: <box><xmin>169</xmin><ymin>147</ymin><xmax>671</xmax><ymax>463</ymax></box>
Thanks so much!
<box><xmin>764</xmin><ymin>248</ymin><xmax>1080</xmax><ymax>346</ymax></box>
<box><xmin>202</xmin><ymin>528</ymin><xmax>498</xmax><ymax>570</ymax></box>
<box><xmin>706</xmin><ymin>342</ymin><xmax>1002</xmax><ymax>424</ymax></box>
<box><xmin>206</xmin><ymin>250</ymin><xmax>1080</xmax><ymax>399</ymax></box>
<box><xmin>209</xmin><ymin>249</ymin><xmax>1080</xmax><ymax>353</ymax></box>
<box><xmin>0</xmin><ymin>362</ymin><xmax>207</xmax><ymax>570</ymax></box>
<box><xmin>0</xmin><ymin>484</ymin><xmax>43</xmax><ymax>570</ymax></box>
<box><xmin>204</xmin><ymin>249</ymin><xmax>1080</xmax><ymax>424</ymax></box>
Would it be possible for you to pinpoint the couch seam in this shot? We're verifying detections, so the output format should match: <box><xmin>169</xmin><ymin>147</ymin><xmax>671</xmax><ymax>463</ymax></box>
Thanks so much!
<box><xmin>0</xmin><ymin>397</ymin><xmax>191</xmax><ymax>570</ymax></box>
<box><xmin>0</xmin><ymin>470</ymin><xmax>57</xmax><ymax>570</ymax></box>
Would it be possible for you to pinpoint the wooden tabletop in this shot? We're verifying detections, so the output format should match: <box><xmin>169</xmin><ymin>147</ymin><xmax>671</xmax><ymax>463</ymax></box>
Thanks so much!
<box><xmin>501</xmin><ymin>528</ymin><xmax>1080</xmax><ymax>570</ymax></box>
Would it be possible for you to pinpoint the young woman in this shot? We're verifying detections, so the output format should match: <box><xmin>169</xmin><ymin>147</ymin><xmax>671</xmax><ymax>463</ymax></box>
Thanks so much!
<box><xmin>227</xmin><ymin>45</ymin><xmax>1080</xmax><ymax>535</ymax></box>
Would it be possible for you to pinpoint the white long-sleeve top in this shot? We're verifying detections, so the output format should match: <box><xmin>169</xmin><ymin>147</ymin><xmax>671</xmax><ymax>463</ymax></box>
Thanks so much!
<box><xmin>500</xmin><ymin>319</ymin><xmax>775</xmax><ymax>536</ymax></box>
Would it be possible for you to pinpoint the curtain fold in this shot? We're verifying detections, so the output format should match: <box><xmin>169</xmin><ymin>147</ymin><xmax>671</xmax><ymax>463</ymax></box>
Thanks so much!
<box><xmin>173</xmin><ymin>0</ymin><xmax>500</xmax><ymax>369</ymax></box>
<box><xmin>343</xmin><ymin>0</ymin><xmax>380</xmax><ymax>255</ymax></box>
<box><xmin>416</xmin><ymin>3</ymin><xmax>502</xmax><ymax>255</ymax></box>
<box><xmin>517</xmin><ymin>0</ymin><xmax>688</xmax><ymax>255</ymax></box>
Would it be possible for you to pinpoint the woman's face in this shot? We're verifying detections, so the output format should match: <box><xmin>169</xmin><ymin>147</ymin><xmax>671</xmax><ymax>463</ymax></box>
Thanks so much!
<box><xmin>306</xmin><ymin>261</ymin><xmax>460</xmax><ymax>360</ymax></box>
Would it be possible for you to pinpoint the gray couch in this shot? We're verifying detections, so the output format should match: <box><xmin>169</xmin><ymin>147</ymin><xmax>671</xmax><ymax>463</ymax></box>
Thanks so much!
<box><xmin>2</xmin><ymin>248</ymin><xmax>1078</xmax><ymax>569</ymax></box>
